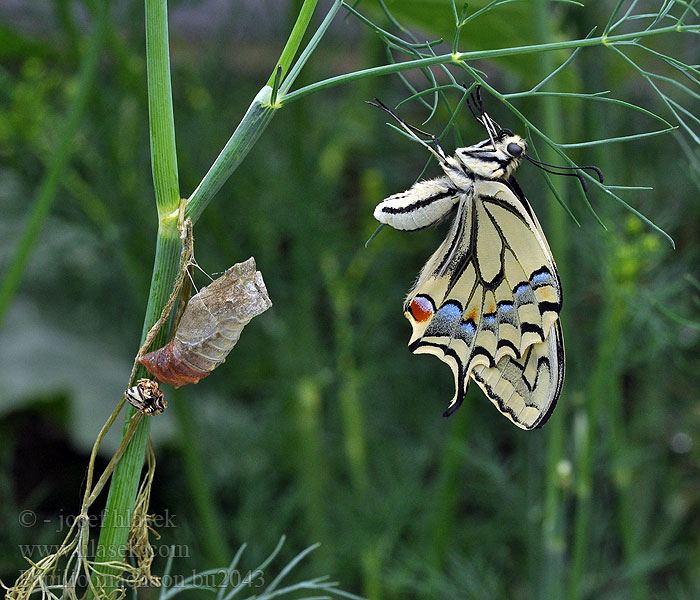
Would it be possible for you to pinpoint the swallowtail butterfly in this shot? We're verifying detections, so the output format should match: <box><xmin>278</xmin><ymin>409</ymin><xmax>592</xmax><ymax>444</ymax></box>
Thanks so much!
<box><xmin>371</xmin><ymin>93</ymin><xmax>580</xmax><ymax>430</ymax></box>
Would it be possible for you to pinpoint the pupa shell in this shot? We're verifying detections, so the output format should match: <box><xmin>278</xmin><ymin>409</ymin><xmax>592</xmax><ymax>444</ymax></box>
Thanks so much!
<box><xmin>139</xmin><ymin>257</ymin><xmax>271</xmax><ymax>387</ymax></box>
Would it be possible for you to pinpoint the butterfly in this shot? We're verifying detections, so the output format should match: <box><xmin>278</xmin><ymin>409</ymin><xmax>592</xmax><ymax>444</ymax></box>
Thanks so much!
<box><xmin>370</xmin><ymin>92</ymin><xmax>581</xmax><ymax>430</ymax></box>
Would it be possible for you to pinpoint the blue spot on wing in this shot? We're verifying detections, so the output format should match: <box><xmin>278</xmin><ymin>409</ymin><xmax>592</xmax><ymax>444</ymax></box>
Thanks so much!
<box><xmin>457</xmin><ymin>319</ymin><xmax>476</xmax><ymax>344</ymax></box>
<box><xmin>462</xmin><ymin>320</ymin><xmax>476</xmax><ymax>334</ymax></box>
<box><xmin>424</xmin><ymin>301</ymin><xmax>462</xmax><ymax>338</ymax></box>
<box><xmin>530</xmin><ymin>268</ymin><xmax>553</xmax><ymax>287</ymax></box>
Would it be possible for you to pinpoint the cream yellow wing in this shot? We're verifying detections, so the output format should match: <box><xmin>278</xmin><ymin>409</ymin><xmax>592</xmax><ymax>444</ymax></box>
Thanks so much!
<box><xmin>471</xmin><ymin>319</ymin><xmax>564</xmax><ymax>429</ymax></box>
<box><xmin>404</xmin><ymin>178</ymin><xmax>564</xmax><ymax>426</ymax></box>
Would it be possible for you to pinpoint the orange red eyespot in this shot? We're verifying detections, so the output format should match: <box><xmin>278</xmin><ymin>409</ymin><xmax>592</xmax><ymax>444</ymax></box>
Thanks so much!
<box><xmin>409</xmin><ymin>296</ymin><xmax>434</xmax><ymax>322</ymax></box>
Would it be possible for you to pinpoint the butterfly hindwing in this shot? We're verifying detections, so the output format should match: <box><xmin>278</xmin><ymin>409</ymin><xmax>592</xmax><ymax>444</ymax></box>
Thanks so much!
<box><xmin>403</xmin><ymin>179</ymin><xmax>563</xmax><ymax>429</ymax></box>
<box><xmin>471</xmin><ymin>319</ymin><xmax>564</xmax><ymax>429</ymax></box>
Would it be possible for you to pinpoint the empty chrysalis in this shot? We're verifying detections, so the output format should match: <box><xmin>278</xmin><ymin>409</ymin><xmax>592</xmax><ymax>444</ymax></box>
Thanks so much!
<box><xmin>126</xmin><ymin>379</ymin><xmax>168</xmax><ymax>416</ymax></box>
<box><xmin>139</xmin><ymin>257</ymin><xmax>272</xmax><ymax>388</ymax></box>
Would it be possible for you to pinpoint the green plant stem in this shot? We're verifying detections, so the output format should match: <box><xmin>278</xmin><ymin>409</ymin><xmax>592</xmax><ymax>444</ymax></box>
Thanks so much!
<box><xmin>322</xmin><ymin>255</ymin><xmax>370</xmax><ymax>493</ymax></box>
<box><xmin>266</xmin><ymin>0</ymin><xmax>318</xmax><ymax>87</ymax></box>
<box><xmin>530</xmin><ymin>3</ymin><xmax>571</xmax><ymax>598</ymax></box>
<box><xmin>145</xmin><ymin>0</ymin><xmax>180</xmax><ymax>216</ymax></box>
<box><xmin>295</xmin><ymin>378</ymin><xmax>329</xmax><ymax>555</ymax></box>
<box><xmin>172</xmin><ymin>390</ymin><xmax>230</xmax><ymax>566</ymax></box>
<box><xmin>91</xmin><ymin>0</ymin><xmax>181</xmax><ymax>594</ymax></box>
<box><xmin>185</xmin><ymin>0</ymin><xmax>335</xmax><ymax>222</ymax></box>
<box><xmin>184</xmin><ymin>87</ymin><xmax>277</xmax><ymax>224</ymax></box>
<box><xmin>91</xmin><ymin>0</ymin><xmax>340</xmax><ymax>591</ymax></box>
<box><xmin>607</xmin><ymin>352</ymin><xmax>647</xmax><ymax>600</ymax></box>
<box><xmin>0</xmin><ymin>0</ymin><xmax>111</xmax><ymax>330</ymax></box>
<box><xmin>568</xmin><ymin>289</ymin><xmax>628</xmax><ymax>600</ymax></box>
<box><xmin>91</xmin><ymin>226</ymin><xmax>182</xmax><ymax>594</ymax></box>
<box><xmin>280</xmin><ymin>23</ymin><xmax>698</xmax><ymax>105</ymax></box>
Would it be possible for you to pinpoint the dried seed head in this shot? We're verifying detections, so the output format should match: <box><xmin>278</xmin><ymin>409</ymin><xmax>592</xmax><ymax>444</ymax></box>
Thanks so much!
<box><xmin>126</xmin><ymin>378</ymin><xmax>168</xmax><ymax>416</ymax></box>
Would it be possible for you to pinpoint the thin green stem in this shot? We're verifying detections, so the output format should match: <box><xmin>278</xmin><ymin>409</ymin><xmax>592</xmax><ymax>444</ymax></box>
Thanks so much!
<box><xmin>280</xmin><ymin>24</ymin><xmax>699</xmax><ymax>105</ymax></box>
<box><xmin>568</xmin><ymin>289</ymin><xmax>628</xmax><ymax>600</ymax></box>
<box><xmin>294</xmin><ymin>378</ymin><xmax>330</xmax><ymax>557</ymax></box>
<box><xmin>84</xmin><ymin>413</ymin><xmax>144</xmax><ymax>508</ymax></box>
<box><xmin>530</xmin><ymin>3</ymin><xmax>570</xmax><ymax>598</ymax></box>
<box><xmin>266</xmin><ymin>0</ymin><xmax>319</xmax><ymax>88</ymax></box>
<box><xmin>279</xmin><ymin>0</ymin><xmax>344</xmax><ymax>95</ymax></box>
<box><xmin>321</xmin><ymin>255</ymin><xmax>370</xmax><ymax>493</ymax></box>
<box><xmin>184</xmin><ymin>86</ymin><xmax>277</xmax><ymax>224</ymax></box>
<box><xmin>0</xmin><ymin>0</ymin><xmax>111</xmax><ymax>330</ymax></box>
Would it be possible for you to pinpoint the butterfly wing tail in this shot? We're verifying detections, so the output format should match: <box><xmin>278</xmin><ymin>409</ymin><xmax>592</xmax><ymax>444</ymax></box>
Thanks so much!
<box><xmin>471</xmin><ymin>320</ymin><xmax>564</xmax><ymax>430</ymax></box>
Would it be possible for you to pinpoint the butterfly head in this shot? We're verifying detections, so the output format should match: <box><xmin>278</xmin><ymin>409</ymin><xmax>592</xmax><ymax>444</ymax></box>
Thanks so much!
<box><xmin>455</xmin><ymin>127</ymin><xmax>527</xmax><ymax>181</ymax></box>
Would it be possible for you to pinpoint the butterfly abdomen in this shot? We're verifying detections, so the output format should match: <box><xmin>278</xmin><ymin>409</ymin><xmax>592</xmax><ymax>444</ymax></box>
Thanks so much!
<box><xmin>374</xmin><ymin>177</ymin><xmax>462</xmax><ymax>231</ymax></box>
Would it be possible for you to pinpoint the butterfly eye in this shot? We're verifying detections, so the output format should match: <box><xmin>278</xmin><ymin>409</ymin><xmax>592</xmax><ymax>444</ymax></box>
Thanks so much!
<box><xmin>507</xmin><ymin>142</ymin><xmax>523</xmax><ymax>157</ymax></box>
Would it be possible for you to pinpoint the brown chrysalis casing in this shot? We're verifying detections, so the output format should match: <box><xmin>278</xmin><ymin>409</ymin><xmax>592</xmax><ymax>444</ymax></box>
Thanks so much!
<box><xmin>126</xmin><ymin>379</ymin><xmax>168</xmax><ymax>415</ymax></box>
<box><xmin>139</xmin><ymin>257</ymin><xmax>271</xmax><ymax>388</ymax></box>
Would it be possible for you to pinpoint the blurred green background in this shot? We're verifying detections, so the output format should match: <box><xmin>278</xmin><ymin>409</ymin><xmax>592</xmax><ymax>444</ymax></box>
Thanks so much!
<box><xmin>1</xmin><ymin>1</ymin><xmax>699</xmax><ymax>599</ymax></box>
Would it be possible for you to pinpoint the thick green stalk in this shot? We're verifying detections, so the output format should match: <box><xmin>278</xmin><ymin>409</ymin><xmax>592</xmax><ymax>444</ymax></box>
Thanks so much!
<box><xmin>91</xmin><ymin>0</ymin><xmax>180</xmax><ymax>593</ymax></box>
<box><xmin>172</xmin><ymin>390</ymin><xmax>230</xmax><ymax>566</ymax></box>
<box><xmin>0</xmin><ymin>0</ymin><xmax>111</xmax><ymax>329</ymax></box>
<box><xmin>92</xmin><ymin>227</ymin><xmax>182</xmax><ymax>593</ymax></box>
<box><xmin>530</xmin><ymin>3</ymin><xmax>571</xmax><ymax>599</ymax></box>
<box><xmin>145</xmin><ymin>0</ymin><xmax>180</xmax><ymax>216</ymax></box>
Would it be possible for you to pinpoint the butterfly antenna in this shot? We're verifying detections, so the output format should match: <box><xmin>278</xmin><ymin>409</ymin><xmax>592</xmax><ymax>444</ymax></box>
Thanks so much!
<box><xmin>526</xmin><ymin>156</ymin><xmax>604</xmax><ymax>183</ymax></box>
<box><xmin>466</xmin><ymin>91</ymin><xmax>482</xmax><ymax>122</ymax></box>
<box><xmin>465</xmin><ymin>85</ymin><xmax>484</xmax><ymax>118</ymax></box>
<box><xmin>525</xmin><ymin>155</ymin><xmax>604</xmax><ymax>191</ymax></box>
<box><xmin>465</xmin><ymin>87</ymin><xmax>500</xmax><ymax>147</ymax></box>
<box><xmin>525</xmin><ymin>155</ymin><xmax>604</xmax><ymax>192</ymax></box>
<box><xmin>367</xmin><ymin>98</ymin><xmax>447</xmax><ymax>162</ymax></box>
<box><xmin>474</xmin><ymin>85</ymin><xmax>484</xmax><ymax>113</ymax></box>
